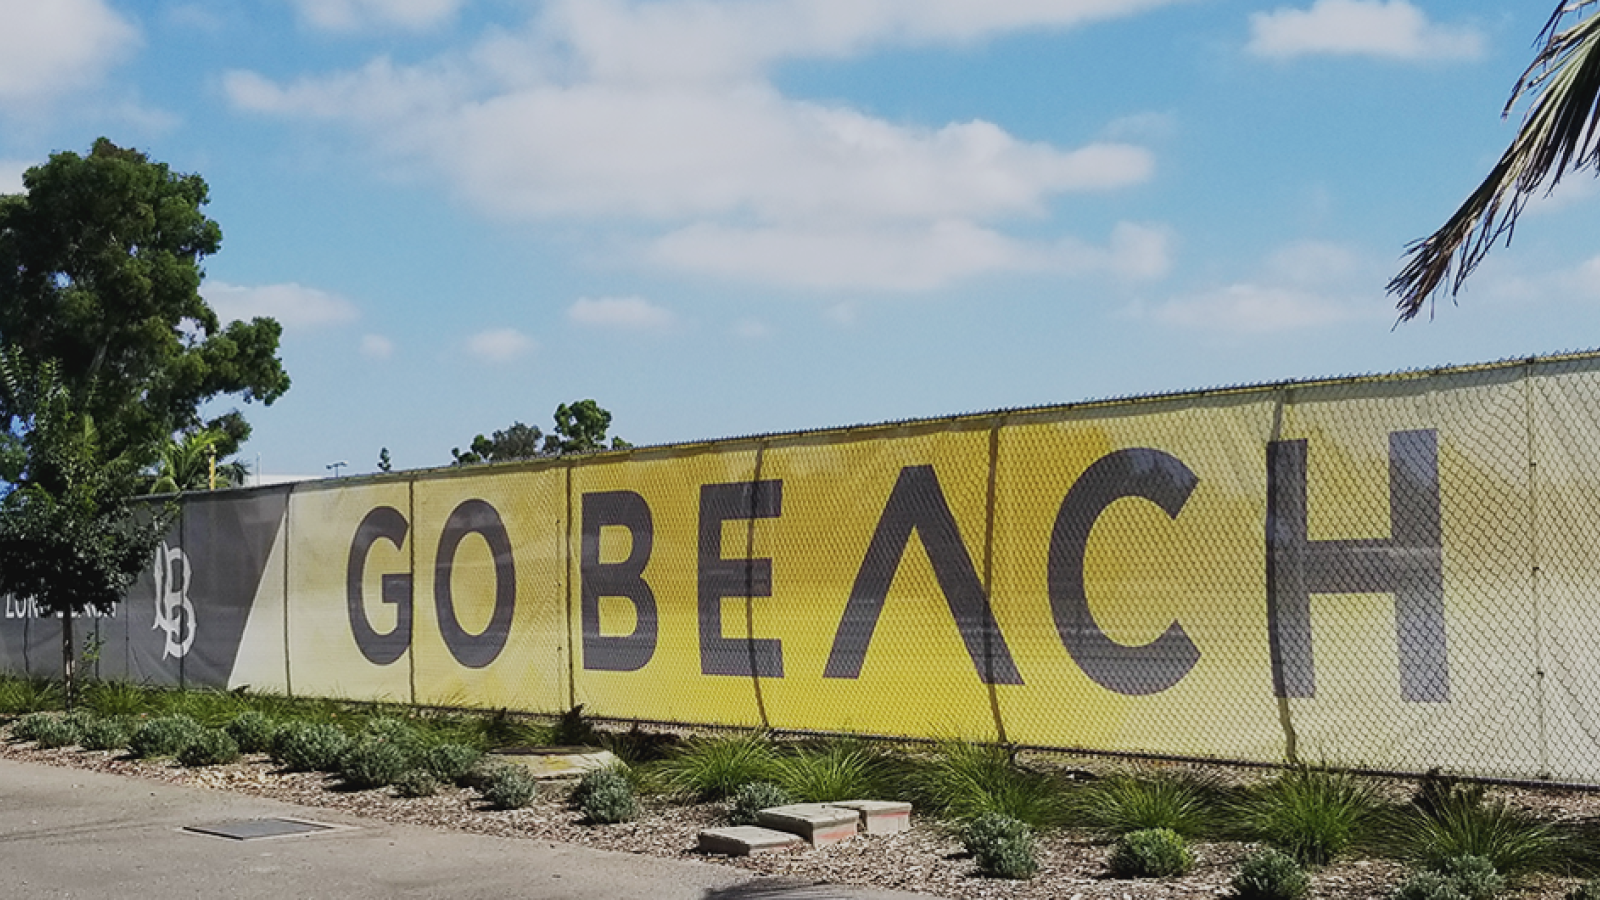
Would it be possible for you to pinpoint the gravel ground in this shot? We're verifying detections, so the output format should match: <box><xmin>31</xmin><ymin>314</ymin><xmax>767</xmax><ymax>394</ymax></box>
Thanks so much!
<box><xmin>1</xmin><ymin>731</ymin><xmax>1594</xmax><ymax>900</ymax></box>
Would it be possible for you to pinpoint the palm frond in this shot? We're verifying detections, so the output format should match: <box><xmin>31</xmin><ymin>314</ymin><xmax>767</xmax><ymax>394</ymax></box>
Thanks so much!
<box><xmin>1392</xmin><ymin>2</ymin><xmax>1600</xmax><ymax>320</ymax></box>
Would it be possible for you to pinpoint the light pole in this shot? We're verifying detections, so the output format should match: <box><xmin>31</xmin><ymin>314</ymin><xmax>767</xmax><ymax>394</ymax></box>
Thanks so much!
<box><xmin>326</xmin><ymin>460</ymin><xmax>349</xmax><ymax>478</ymax></box>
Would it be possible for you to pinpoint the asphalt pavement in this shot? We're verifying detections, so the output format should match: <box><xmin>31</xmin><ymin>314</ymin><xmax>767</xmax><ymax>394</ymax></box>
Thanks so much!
<box><xmin>0</xmin><ymin>757</ymin><xmax>938</xmax><ymax>900</ymax></box>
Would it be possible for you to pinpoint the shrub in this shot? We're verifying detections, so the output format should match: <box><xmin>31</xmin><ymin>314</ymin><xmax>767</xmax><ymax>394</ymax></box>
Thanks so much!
<box><xmin>394</xmin><ymin>769</ymin><xmax>439</xmax><ymax>799</ymax></box>
<box><xmin>481</xmin><ymin>765</ymin><xmax>541</xmax><ymax>810</ymax></box>
<box><xmin>360</xmin><ymin>716</ymin><xmax>423</xmax><ymax>750</ymax></box>
<box><xmin>652</xmin><ymin>731</ymin><xmax>778</xmax><ymax>801</ymax></box>
<box><xmin>29</xmin><ymin>714</ymin><xmax>82</xmax><ymax>749</ymax></box>
<box><xmin>578</xmin><ymin>769</ymin><xmax>637</xmax><ymax>824</ymax></box>
<box><xmin>728</xmin><ymin>781</ymin><xmax>793</xmax><ymax>827</ymax></box>
<box><xmin>79</xmin><ymin>717</ymin><xmax>131</xmax><ymax>752</ymax></box>
<box><xmin>178</xmin><ymin>729</ymin><xmax>241</xmax><ymax>767</ymax></box>
<box><xmin>772</xmin><ymin>740</ymin><xmax>889</xmax><ymax>803</ymax></box>
<box><xmin>963</xmin><ymin>813</ymin><xmax>1039</xmax><ymax>880</ymax></box>
<box><xmin>1238</xmin><ymin>767</ymin><xmax>1379</xmax><ymax>866</ymax></box>
<box><xmin>1232</xmin><ymin>849</ymin><xmax>1310</xmax><ymax>900</ymax></box>
<box><xmin>340</xmin><ymin>738</ymin><xmax>413</xmax><ymax>789</ymax></box>
<box><xmin>1394</xmin><ymin>857</ymin><xmax>1505</xmax><ymax>900</ymax></box>
<box><xmin>906</xmin><ymin>741</ymin><xmax>1067</xmax><ymax>830</ymax></box>
<box><xmin>129</xmin><ymin>715</ymin><xmax>205</xmax><ymax>759</ymax></box>
<box><xmin>1108</xmin><ymin>828</ymin><xmax>1194</xmax><ymax>878</ymax></box>
<box><xmin>271</xmin><ymin>722</ymin><xmax>351</xmax><ymax>772</ymax></box>
<box><xmin>1076</xmin><ymin>771</ymin><xmax>1220</xmax><ymax>838</ymax></box>
<box><xmin>423</xmin><ymin>743</ymin><xmax>484</xmax><ymax>785</ymax></box>
<box><xmin>1400</xmin><ymin>790</ymin><xmax>1560</xmax><ymax>875</ymax></box>
<box><xmin>10</xmin><ymin>712</ymin><xmax>57</xmax><ymax>743</ymax></box>
<box><xmin>225</xmin><ymin>712</ymin><xmax>278</xmax><ymax>754</ymax></box>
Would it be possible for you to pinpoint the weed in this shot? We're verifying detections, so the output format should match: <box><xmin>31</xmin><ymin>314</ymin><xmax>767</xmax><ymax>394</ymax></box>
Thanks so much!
<box><xmin>772</xmin><ymin>740</ymin><xmax>890</xmax><ymax>803</ymax></box>
<box><xmin>904</xmin><ymin>741</ymin><xmax>1067</xmax><ymax>830</ymax></box>
<box><xmin>1237</xmin><ymin>767</ymin><xmax>1380</xmax><ymax>866</ymax></box>
<box><xmin>1232</xmin><ymin>849</ymin><xmax>1310</xmax><ymax>900</ymax></box>
<box><xmin>178</xmin><ymin>729</ymin><xmax>241</xmax><ymax>767</ymax></box>
<box><xmin>1399</xmin><ymin>789</ymin><xmax>1561</xmax><ymax>875</ymax></box>
<box><xmin>576</xmin><ymin>769</ymin><xmax>636</xmax><ymax>824</ymax></box>
<box><xmin>963</xmin><ymin>813</ymin><xmax>1039</xmax><ymax>880</ymax></box>
<box><xmin>728</xmin><ymin>781</ymin><xmax>793</xmax><ymax>826</ymax></box>
<box><xmin>480</xmin><ymin>765</ymin><xmax>541</xmax><ymax>810</ymax></box>
<box><xmin>129</xmin><ymin>715</ymin><xmax>205</xmax><ymax>759</ymax></box>
<box><xmin>1075</xmin><ymin>770</ymin><xmax>1220</xmax><ymax>838</ymax></box>
<box><xmin>225</xmin><ymin>712</ymin><xmax>278</xmax><ymax>754</ymax></box>
<box><xmin>601</xmin><ymin>723</ymin><xmax>681</xmax><ymax>765</ymax></box>
<box><xmin>652</xmin><ymin>731</ymin><xmax>778</xmax><ymax>801</ymax></box>
<box><xmin>271</xmin><ymin>721</ymin><xmax>351</xmax><ymax>772</ymax></box>
<box><xmin>1107</xmin><ymin>828</ymin><xmax>1194</xmax><ymax>878</ymax></box>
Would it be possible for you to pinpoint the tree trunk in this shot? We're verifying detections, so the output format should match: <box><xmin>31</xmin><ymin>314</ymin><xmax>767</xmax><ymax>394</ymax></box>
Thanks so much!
<box><xmin>61</xmin><ymin>610</ymin><xmax>75</xmax><ymax>711</ymax></box>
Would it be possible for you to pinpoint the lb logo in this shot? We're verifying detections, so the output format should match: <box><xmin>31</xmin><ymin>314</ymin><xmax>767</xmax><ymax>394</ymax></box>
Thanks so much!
<box><xmin>152</xmin><ymin>543</ymin><xmax>196</xmax><ymax>660</ymax></box>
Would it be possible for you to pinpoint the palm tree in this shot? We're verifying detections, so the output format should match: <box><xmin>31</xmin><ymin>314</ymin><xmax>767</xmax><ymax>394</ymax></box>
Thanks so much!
<box><xmin>146</xmin><ymin>429</ymin><xmax>248</xmax><ymax>494</ymax></box>
<box><xmin>1391</xmin><ymin>2</ymin><xmax>1600</xmax><ymax>320</ymax></box>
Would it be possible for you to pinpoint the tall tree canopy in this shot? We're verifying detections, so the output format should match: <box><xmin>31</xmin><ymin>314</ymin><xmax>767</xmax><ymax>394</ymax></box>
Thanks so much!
<box><xmin>451</xmin><ymin>400</ymin><xmax>630</xmax><ymax>466</ymax></box>
<box><xmin>1391</xmin><ymin>3</ymin><xmax>1600</xmax><ymax>320</ymax></box>
<box><xmin>0</xmin><ymin>138</ymin><xmax>289</xmax><ymax>458</ymax></box>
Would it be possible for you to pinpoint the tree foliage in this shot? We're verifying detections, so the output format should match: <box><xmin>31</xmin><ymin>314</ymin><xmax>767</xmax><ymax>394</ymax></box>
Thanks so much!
<box><xmin>1391</xmin><ymin>3</ymin><xmax>1600</xmax><ymax>319</ymax></box>
<box><xmin>451</xmin><ymin>400</ymin><xmax>631</xmax><ymax>466</ymax></box>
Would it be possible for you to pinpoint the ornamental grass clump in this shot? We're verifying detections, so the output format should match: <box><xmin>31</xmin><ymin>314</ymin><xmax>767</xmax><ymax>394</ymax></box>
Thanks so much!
<box><xmin>129</xmin><ymin>715</ymin><xmax>205</xmax><ymax>759</ymax></box>
<box><xmin>652</xmin><ymin>731</ymin><xmax>778</xmax><ymax>801</ymax></box>
<box><xmin>1232</xmin><ymin>849</ymin><xmax>1311</xmax><ymax>900</ymax></box>
<box><xmin>771</xmin><ymin>740</ymin><xmax>890</xmax><ymax>804</ymax></box>
<box><xmin>1107</xmin><ymin>827</ymin><xmax>1194</xmax><ymax>878</ymax></box>
<box><xmin>1399</xmin><ymin>787</ymin><xmax>1561</xmax><ymax>876</ymax></box>
<box><xmin>907</xmin><ymin>741</ymin><xmax>1067</xmax><ymax>830</ymax></box>
<box><xmin>1393</xmin><ymin>856</ymin><xmax>1505</xmax><ymax>900</ymax></box>
<box><xmin>81</xmin><ymin>681</ymin><xmax>149</xmax><ymax>718</ymax></box>
<box><xmin>1075</xmin><ymin>770</ymin><xmax>1220</xmax><ymax>838</ymax></box>
<box><xmin>270</xmin><ymin>721</ymin><xmax>351</xmax><ymax>773</ymax></box>
<box><xmin>177</xmin><ymin>728</ymin><xmax>241</xmax><ymax>767</ymax></box>
<box><xmin>576</xmin><ymin>769</ymin><xmax>637</xmax><ymax>824</ymax></box>
<box><xmin>1238</xmin><ymin>767</ymin><xmax>1380</xmax><ymax>866</ymax></box>
<box><xmin>481</xmin><ymin>765</ymin><xmax>541</xmax><ymax>810</ymax></box>
<box><xmin>728</xmin><ymin>781</ymin><xmax>792</xmax><ymax>826</ymax></box>
<box><xmin>79</xmin><ymin>716</ymin><xmax>131</xmax><ymax>751</ymax></box>
<box><xmin>0</xmin><ymin>676</ymin><xmax>61</xmax><ymax>715</ymax></box>
<box><xmin>225</xmin><ymin>711</ymin><xmax>278</xmax><ymax>754</ymax></box>
<box><xmin>962</xmin><ymin>813</ymin><xmax>1039</xmax><ymax>880</ymax></box>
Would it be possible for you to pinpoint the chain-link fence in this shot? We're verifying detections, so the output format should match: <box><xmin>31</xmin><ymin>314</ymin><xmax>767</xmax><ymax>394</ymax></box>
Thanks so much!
<box><xmin>6</xmin><ymin>352</ymin><xmax>1600</xmax><ymax>782</ymax></box>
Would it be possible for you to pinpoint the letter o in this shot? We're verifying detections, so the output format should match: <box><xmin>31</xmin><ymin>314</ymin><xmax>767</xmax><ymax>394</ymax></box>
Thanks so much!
<box><xmin>434</xmin><ymin>499</ymin><xmax>516</xmax><ymax>669</ymax></box>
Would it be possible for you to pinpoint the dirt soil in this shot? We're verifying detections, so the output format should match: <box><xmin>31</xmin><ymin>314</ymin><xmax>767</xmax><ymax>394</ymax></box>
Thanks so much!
<box><xmin>1</xmin><ymin>733</ymin><xmax>1594</xmax><ymax>900</ymax></box>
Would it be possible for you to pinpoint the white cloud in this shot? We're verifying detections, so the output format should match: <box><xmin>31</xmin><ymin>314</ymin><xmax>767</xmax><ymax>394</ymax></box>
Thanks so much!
<box><xmin>0</xmin><ymin>0</ymin><xmax>140</xmax><ymax>108</ymax></box>
<box><xmin>1248</xmin><ymin>0</ymin><xmax>1483</xmax><ymax>61</ymax></box>
<box><xmin>360</xmin><ymin>334</ymin><xmax>395</xmax><ymax>359</ymax></box>
<box><xmin>0</xmin><ymin>160</ymin><xmax>27</xmax><ymax>194</ymax></box>
<box><xmin>203</xmin><ymin>281</ymin><xmax>360</xmax><ymax>329</ymax></box>
<box><xmin>466</xmin><ymin>327</ymin><xmax>535</xmax><ymax>362</ymax></box>
<box><xmin>285</xmin><ymin>0</ymin><xmax>468</xmax><ymax>32</ymax></box>
<box><xmin>1138</xmin><ymin>240</ymin><xmax>1388</xmax><ymax>333</ymax></box>
<box><xmin>568</xmin><ymin>296</ymin><xmax>676</xmax><ymax>331</ymax></box>
<box><xmin>226</xmin><ymin>0</ymin><xmax>1182</xmax><ymax>292</ymax></box>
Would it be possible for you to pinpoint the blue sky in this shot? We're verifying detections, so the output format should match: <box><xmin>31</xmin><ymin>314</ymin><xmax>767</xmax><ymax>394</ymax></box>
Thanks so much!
<box><xmin>1</xmin><ymin>0</ymin><xmax>1596</xmax><ymax>478</ymax></box>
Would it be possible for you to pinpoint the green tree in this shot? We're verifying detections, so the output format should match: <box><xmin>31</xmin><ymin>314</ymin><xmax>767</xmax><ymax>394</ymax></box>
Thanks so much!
<box><xmin>451</xmin><ymin>421</ymin><xmax>545</xmax><ymax>465</ymax></box>
<box><xmin>144</xmin><ymin>428</ymin><xmax>250</xmax><ymax>494</ymax></box>
<box><xmin>378</xmin><ymin>447</ymin><xmax>392</xmax><ymax>473</ymax></box>
<box><xmin>451</xmin><ymin>400</ymin><xmax>630</xmax><ymax>466</ymax></box>
<box><xmin>1391</xmin><ymin>3</ymin><xmax>1600</xmax><ymax>319</ymax></box>
<box><xmin>0</xmin><ymin>139</ymin><xmax>287</xmax><ymax>700</ymax></box>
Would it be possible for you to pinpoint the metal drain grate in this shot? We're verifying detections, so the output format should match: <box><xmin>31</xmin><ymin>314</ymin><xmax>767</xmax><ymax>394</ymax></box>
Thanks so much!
<box><xmin>184</xmin><ymin>818</ymin><xmax>336</xmax><ymax>841</ymax></box>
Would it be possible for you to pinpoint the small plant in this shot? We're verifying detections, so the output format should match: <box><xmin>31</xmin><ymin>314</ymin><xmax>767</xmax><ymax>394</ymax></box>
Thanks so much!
<box><xmin>0</xmin><ymin>677</ymin><xmax>62</xmax><ymax>715</ymax></box>
<box><xmin>29</xmin><ymin>714</ymin><xmax>82</xmax><ymax>750</ymax></box>
<box><xmin>360</xmin><ymin>716</ymin><xmax>423</xmax><ymax>749</ymax></box>
<box><xmin>1232</xmin><ymin>849</ymin><xmax>1310</xmax><ymax>900</ymax></box>
<box><xmin>577</xmin><ymin>769</ymin><xmax>637</xmax><ymax>824</ymax></box>
<box><xmin>129</xmin><ymin>715</ymin><xmax>205</xmax><ymax>759</ymax></box>
<box><xmin>652</xmin><ymin>731</ymin><xmax>778</xmax><ymax>801</ymax></box>
<box><xmin>963</xmin><ymin>813</ymin><xmax>1039</xmax><ymax>880</ymax></box>
<box><xmin>480</xmin><ymin>764</ymin><xmax>541</xmax><ymax>810</ymax></box>
<box><xmin>423</xmin><ymin>743</ymin><xmax>483</xmax><ymax>785</ymax></box>
<box><xmin>1238</xmin><ymin>767</ymin><xmax>1379</xmax><ymax>866</ymax></box>
<box><xmin>11</xmin><ymin>712</ymin><xmax>57</xmax><ymax>744</ymax></box>
<box><xmin>394</xmin><ymin>769</ymin><xmax>439</xmax><ymax>799</ymax></box>
<box><xmin>772</xmin><ymin>740</ymin><xmax>888</xmax><ymax>803</ymax></box>
<box><xmin>1076</xmin><ymin>770</ymin><xmax>1219</xmax><ymax>838</ymax></box>
<box><xmin>79</xmin><ymin>717</ymin><xmax>131</xmax><ymax>751</ymax></box>
<box><xmin>225</xmin><ymin>712</ymin><xmax>278</xmax><ymax>754</ymax></box>
<box><xmin>178</xmin><ymin>729</ymin><xmax>241</xmax><ymax>767</ymax></box>
<box><xmin>1108</xmin><ymin>827</ymin><xmax>1194</xmax><ymax>878</ymax></box>
<box><xmin>270</xmin><ymin>722</ymin><xmax>351</xmax><ymax>772</ymax></box>
<box><xmin>728</xmin><ymin>781</ymin><xmax>793</xmax><ymax>826</ymax></box>
<box><xmin>1394</xmin><ymin>856</ymin><xmax>1505</xmax><ymax>900</ymax></box>
<box><xmin>81</xmin><ymin>680</ymin><xmax>148</xmax><ymax>718</ymax></box>
<box><xmin>552</xmin><ymin>704</ymin><xmax>600</xmax><ymax>746</ymax></box>
<box><xmin>906</xmin><ymin>741</ymin><xmax>1067</xmax><ymax>830</ymax></box>
<box><xmin>340</xmin><ymin>737</ymin><xmax>413</xmax><ymax>789</ymax></box>
<box><xmin>1400</xmin><ymin>789</ymin><xmax>1560</xmax><ymax>875</ymax></box>
<box><xmin>1413</xmin><ymin>769</ymin><xmax>1486</xmax><ymax>820</ymax></box>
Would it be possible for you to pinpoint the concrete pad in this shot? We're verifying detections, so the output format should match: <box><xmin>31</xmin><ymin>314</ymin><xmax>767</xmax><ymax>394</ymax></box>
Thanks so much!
<box><xmin>698</xmin><ymin>826</ymin><xmax>805</xmax><ymax>856</ymax></box>
<box><xmin>756</xmin><ymin>803</ymin><xmax>860</xmax><ymax>846</ymax></box>
<box><xmin>830</xmin><ymin>801</ymin><xmax>912</xmax><ymax>835</ymax></box>
<box><xmin>487</xmin><ymin>746</ymin><xmax>621</xmax><ymax>780</ymax></box>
